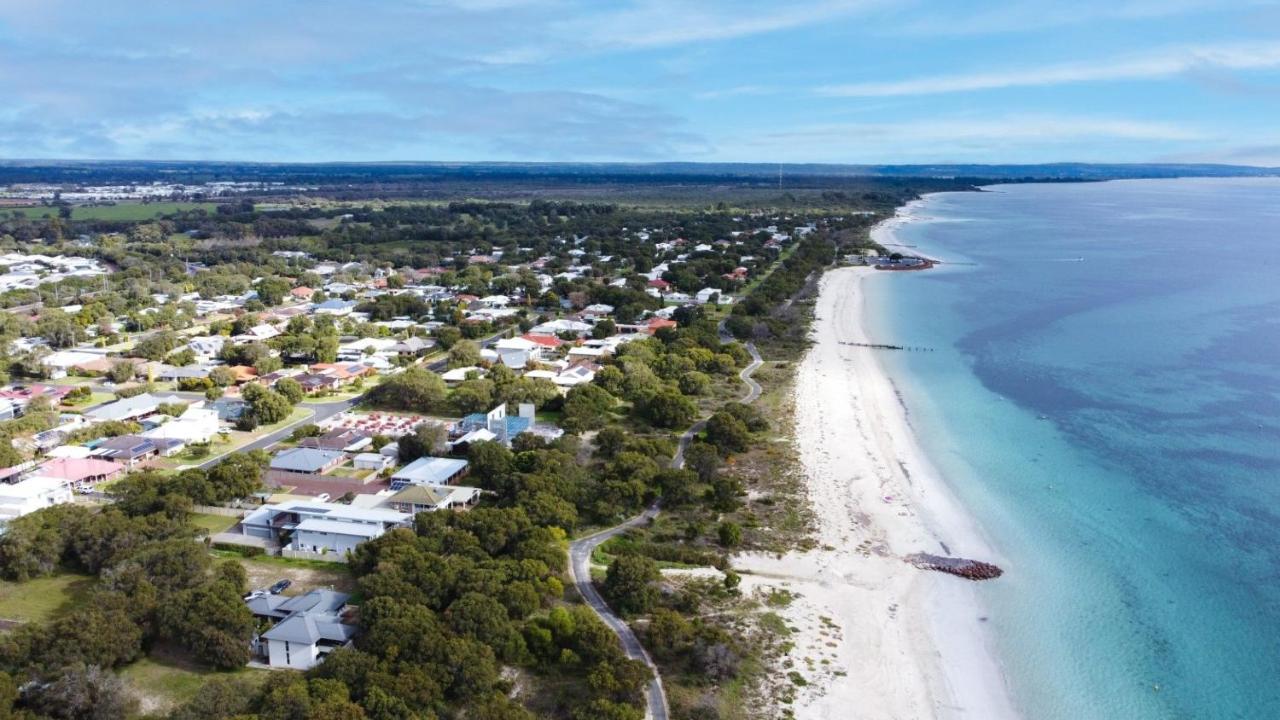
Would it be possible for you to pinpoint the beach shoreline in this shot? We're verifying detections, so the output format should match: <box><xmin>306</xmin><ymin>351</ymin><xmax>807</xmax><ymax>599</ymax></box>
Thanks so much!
<box><xmin>736</xmin><ymin>213</ymin><xmax>1017</xmax><ymax>719</ymax></box>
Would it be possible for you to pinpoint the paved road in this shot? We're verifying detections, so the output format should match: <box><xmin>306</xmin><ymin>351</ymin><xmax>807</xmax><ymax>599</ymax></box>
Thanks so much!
<box><xmin>195</xmin><ymin>398</ymin><xmax>358</xmax><ymax>470</ymax></box>
<box><xmin>567</xmin><ymin>338</ymin><xmax>762</xmax><ymax>720</ymax></box>
<box><xmin>191</xmin><ymin>330</ymin><xmax>512</xmax><ymax>471</ymax></box>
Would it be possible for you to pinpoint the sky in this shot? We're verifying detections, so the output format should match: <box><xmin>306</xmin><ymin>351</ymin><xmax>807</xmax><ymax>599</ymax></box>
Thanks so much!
<box><xmin>0</xmin><ymin>0</ymin><xmax>1278</xmax><ymax>165</ymax></box>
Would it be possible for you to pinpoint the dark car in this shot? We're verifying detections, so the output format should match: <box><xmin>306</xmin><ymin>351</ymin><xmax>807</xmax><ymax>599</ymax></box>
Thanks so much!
<box><xmin>269</xmin><ymin>579</ymin><xmax>292</xmax><ymax>594</ymax></box>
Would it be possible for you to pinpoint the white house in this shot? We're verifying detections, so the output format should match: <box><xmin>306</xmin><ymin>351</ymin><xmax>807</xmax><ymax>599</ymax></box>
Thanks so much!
<box><xmin>143</xmin><ymin>406</ymin><xmax>221</xmax><ymax>445</ymax></box>
<box><xmin>249</xmin><ymin>590</ymin><xmax>355</xmax><ymax>670</ymax></box>
<box><xmin>0</xmin><ymin>477</ymin><xmax>72</xmax><ymax>529</ymax></box>
<box><xmin>241</xmin><ymin>500</ymin><xmax>410</xmax><ymax>555</ymax></box>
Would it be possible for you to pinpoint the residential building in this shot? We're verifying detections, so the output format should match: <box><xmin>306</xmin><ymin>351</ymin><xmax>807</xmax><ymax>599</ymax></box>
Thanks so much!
<box><xmin>389</xmin><ymin>457</ymin><xmax>470</xmax><ymax>491</ymax></box>
<box><xmin>28</xmin><ymin>457</ymin><xmax>124</xmax><ymax>489</ymax></box>
<box><xmin>85</xmin><ymin>393</ymin><xmax>185</xmax><ymax>422</ymax></box>
<box><xmin>386</xmin><ymin>484</ymin><xmax>481</xmax><ymax>514</ymax></box>
<box><xmin>240</xmin><ymin>500</ymin><xmax>410</xmax><ymax>554</ymax></box>
<box><xmin>269</xmin><ymin>448</ymin><xmax>345</xmax><ymax>476</ymax></box>
<box><xmin>249</xmin><ymin>589</ymin><xmax>355</xmax><ymax>670</ymax></box>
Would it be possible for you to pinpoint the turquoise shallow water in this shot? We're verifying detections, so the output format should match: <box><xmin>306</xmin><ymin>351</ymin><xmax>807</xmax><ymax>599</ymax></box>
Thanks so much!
<box><xmin>864</xmin><ymin>178</ymin><xmax>1280</xmax><ymax>720</ymax></box>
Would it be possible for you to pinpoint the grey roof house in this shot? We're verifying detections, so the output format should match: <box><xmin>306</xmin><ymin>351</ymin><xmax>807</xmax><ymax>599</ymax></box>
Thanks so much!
<box><xmin>248</xmin><ymin>589</ymin><xmax>356</xmax><ymax>670</ymax></box>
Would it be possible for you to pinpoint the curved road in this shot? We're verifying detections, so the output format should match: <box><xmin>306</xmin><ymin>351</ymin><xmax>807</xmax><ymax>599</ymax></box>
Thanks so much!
<box><xmin>568</xmin><ymin>339</ymin><xmax>763</xmax><ymax>720</ymax></box>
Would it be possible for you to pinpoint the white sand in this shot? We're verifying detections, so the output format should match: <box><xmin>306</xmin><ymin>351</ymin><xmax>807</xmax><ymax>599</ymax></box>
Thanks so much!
<box><xmin>735</xmin><ymin>263</ymin><xmax>1019</xmax><ymax>720</ymax></box>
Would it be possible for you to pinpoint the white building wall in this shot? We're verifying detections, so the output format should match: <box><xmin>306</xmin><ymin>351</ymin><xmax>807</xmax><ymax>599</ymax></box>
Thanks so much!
<box><xmin>267</xmin><ymin>638</ymin><xmax>320</xmax><ymax>670</ymax></box>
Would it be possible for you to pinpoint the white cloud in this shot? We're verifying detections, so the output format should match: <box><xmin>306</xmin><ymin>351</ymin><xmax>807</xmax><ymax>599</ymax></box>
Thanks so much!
<box><xmin>817</xmin><ymin>42</ymin><xmax>1280</xmax><ymax>97</ymax></box>
<box><xmin>720</xmin><ymin>115</ymin><xmax>1206</xmax><ymax>163</ymax></box>
<box><xmin>561</xmin><ymin>0</ymin><xmax>885</xmax><ymax>50</ymax></box>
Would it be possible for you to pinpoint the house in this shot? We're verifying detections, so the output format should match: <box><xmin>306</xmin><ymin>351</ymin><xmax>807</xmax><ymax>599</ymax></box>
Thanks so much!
<box><xmin>386</xmin><ymin>484</ymin><xmax>481</xmax><ymax>514</ymax></box>
<box><xmin>290</xmin><ymin>286</ymin><xmax>315</xmax><ymax>301</ymax></box>
<box><xmin>28</xmin><ymin>457</ymin><xmax>124</xmax><ymax>489</ymax></box>
<box><xmin>155</xmin><ymin>364</ymin><xmax>211</xmax><ymax>382</ymax></box>
<box><xmin>298</xmin><ymin>428</ymin><xmax>371</xmax><ymax>453</ymax></box>
<box><xmin>187</xmin><ymin>335</ymin><xmax>228</xmax><ymax>359</ymax></box>
<box><xmin>0</xmin><ymin>477</ymin><xmax>73</xmax><ymax>528</ymax></box>
<box><xmin>520</xmin><ymin>334</ymin><xmax>563</xmax><ymax>351</ymax></box>
<box><xmin>441</xmin><ymin>366</ymin><xmax>484</xmax><ymax>385</ymax></box>
<box><xmin>90</xmin><ymin>435</ymin><xmax>161</xmax><ymax>468</ymax></box>
<box><xmin>528</xmin><ymin>319</ymin><xmax>592</xmax><ymax>337</ymax></box>
<box><xmin>270</xmin><ymin>448</ymin><xmax>346</xmax><ymax>476</ymax></box>
<box><xmin>85</xmin><ymin>393</ymin><xmax>185</xmax><ymax>422</ymax></box>
<box><xmin>232</xmin><ymin>324</ymin><xmax>281</xmax><ymax>342</ymax></box>
<box><xmin>454</xmin><ymin>404</ymin><xmax>533</xmax><ymax>448</ymax></box>
<box><xmin>389</xmin><ymin>457</ymin><xmax>470</xmax><ymax>491</ymax></box>
<box><xmin>352</xmin><ymin>453</ymin><xmax>393</xmax><ymax>472</ymax></box>
<box><xmin>295</xmin><ymin>373</ymin><xmax>342</xmax><ymax>395</ymax></box>
<box><xmin>313</xmin><ymin>299</ymin><xmax>357</xmax><ymax>316</ymax></box>
<box><xmin>241</xmin><ymin>500</ymin><xmax>410</xmax><ymax>554</ymax></box>
<box><xmin>249</xmin><ymin>589</ymin><xmax>355</xmax><ymax>670</ymax></box>
<box><xmin>143</xmin><ymin>407</ymin><xmax>221</xmax><ymax>445</ymax></box>
<box><xmin>391</xmin><ymin>337</ymin><xmax>434</xmax><ymax>357</ymax></box>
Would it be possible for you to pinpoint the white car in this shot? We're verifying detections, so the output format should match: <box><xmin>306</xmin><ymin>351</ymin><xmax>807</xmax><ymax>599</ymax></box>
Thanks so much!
<box><xmin>314</xmin><ymin>493</ymin><xmax>331</xmax><ymax>502</ymax></box>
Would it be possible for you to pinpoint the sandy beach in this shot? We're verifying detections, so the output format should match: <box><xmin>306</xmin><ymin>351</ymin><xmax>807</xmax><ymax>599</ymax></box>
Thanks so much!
<box><xmin>735</xmin><ymin>258</ymin><xmax>1018</xmax><ymax>719</ymax></box>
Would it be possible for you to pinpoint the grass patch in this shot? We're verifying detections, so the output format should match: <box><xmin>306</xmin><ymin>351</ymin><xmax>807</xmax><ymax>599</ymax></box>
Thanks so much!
<box><xmin>0</xmin><ymin>202</ymin><xmax>220</xmax><ymax>221</ymax></box>
<box><xmin>120</xmin><ymin>648</ymin><xmax>266</xmax><ymax>716</ymax></box>
<box><xmin>190</xmin><ymin>513</ymin><xmax>238</xmax><ymax>536</ymax></box>
<box><xmin>0</xmin><ymin>571</ymin><xmax>96</xmax><ymax>624</ymax></box>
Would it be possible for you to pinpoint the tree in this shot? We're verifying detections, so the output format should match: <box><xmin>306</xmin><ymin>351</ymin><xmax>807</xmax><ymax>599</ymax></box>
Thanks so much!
<box><xmin>434</xmin><ymin>325</ymin><xmax>462</xmax><ymax>349</ymax></box>
<box><xmin>562</xmin><ymin>384</ymin><xmax>615</xmax><ymax>432</ymax></box>
<box><xmin>591</xmin><ymin>319</ymin><xmax>616</xmax><ymax>339</ymax></box>
<box><xmin>677</xmin><ymin>371</ymin><xmax>710</xmax><ymax>396</ymax></box>
<box><xmin>208</xmin><ymin>366</ymin><xmax>237</xmax><ymax>387</ymax></box>
<box><xmin>636</xmin><ymin>389</ymin><xmax>695</xmax><ymax>429</ymax></box>
<box><xmin>170</xmin><ymin>677</ymin><xmax>258</xmax><ymax>720</ymax></box>
<box><xmin>717</xmin><ymin>521</ymin><xmax>743</xmax><ymax>547</ymax></box>
<box><xmin>682</xmin><ymin>442</ymin><xmax>719</xmax><ymax>483</ymax></box>
<box><xmin>602</xmin><ymin>555</ymin><xmax>659</xmax><ymax>616</ymax></box>
<box><xmin>397</xmin><ymin>423</ymin><xmax>447</xmax><ymax>464</ymax></box>
<box><xmin>275</xmin><ymin>376</ymin><xmax>304</xmax><ymax>404</ymax></box>
<box><xmin>106</xmin><ymin>360</ymin><xmax>135</xmax><ymax>384</ymax></box>
<box><xmin>23</xmin><ymin>664</ymin><xmax>139</xmax><ymax>720</ymax></box>
<box><xmin>242</xmin><ymin>384</ymin><xmax>293</xmax><ymax>425</ymax></box>
<box><xmin>255</xmin><ymin>277</ymin><xmax>291</xmax><ymax>307</ymax></box>
<box><xmin>705</xmin><ymin>411</ymin><xmax>752</xmax><ymax>454</ymax></box>
<box><xmin>448</xmin><ymin>340</ymin><xmax>482</xmax><ymax>369</ymax></box>
<box><xmin>367</xmin><ymin>367</ymin><xmax>447</xmax><ymax>413</ymax></box>
<box><xmin>133</xmin><ymin>330</ymin><xmax>181</xmax><ymax>361</ymax></box>
<box><xmin>35</xmin><ymin>311</ymin><xmax>80</xmax><ymax>349</ymax></box>
<box><xmin>159</xmin><ymin>562</ymin><xmax>255</xmax><ymax>669</ymax></box>
<box><xmin>452</xmin><ymin>379</ymin><xmax>495</xmax><ymax>415</ymax></box>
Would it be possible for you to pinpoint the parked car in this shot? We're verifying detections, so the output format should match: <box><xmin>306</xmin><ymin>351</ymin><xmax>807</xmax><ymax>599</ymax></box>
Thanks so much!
<box><xmin>269</xmin><ymin>579</ymin><xmax>292</xmax><ymax>594</ymax></box>
<box><xmin>314</xmin><ymin>493</ymin><xmax>331</xmax><ymax>502</ymax></box>
<box><xmin>243</xmin><ymin>590</ymin><xmax>269</xmax><ymax>601</ymax></box>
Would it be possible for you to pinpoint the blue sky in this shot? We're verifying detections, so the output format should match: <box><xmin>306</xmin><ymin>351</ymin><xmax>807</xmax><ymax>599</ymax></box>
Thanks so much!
<box><xmin>1</xmin><ymin>0</ymin><xmax>1278</xmax><ymax>164</ymax></box>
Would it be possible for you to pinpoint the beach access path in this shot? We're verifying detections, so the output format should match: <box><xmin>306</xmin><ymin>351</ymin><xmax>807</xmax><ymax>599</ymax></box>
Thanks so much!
<box><xmin>568</xmin><ymin>338</ymin><xmax>763</xmax><ymax>720</ymax></box>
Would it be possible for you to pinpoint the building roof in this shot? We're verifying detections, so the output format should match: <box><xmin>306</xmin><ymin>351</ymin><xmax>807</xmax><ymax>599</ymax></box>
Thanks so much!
<box><xmin>390</xmin><ymin>457</ymin><xmax>469</xmax><ymax>486</ymax></box>
<box><xmin>85</xmin><ymin>393</ymin><xmax>184</xmax><ymax>422</ymax></box>
<box><xmin>31</xmin><ymin>457</ymin><xmax>123</xmax><ymax>482</ymax></box>
<box><xmin>295</xmin><ymin>517</ymin><xmax>386</xmax><ymax>538</ymax></box>
<box><xmin>270</xmin><ymin>447</ymin><xmax>345</xmax><ymax>473</ymax></box>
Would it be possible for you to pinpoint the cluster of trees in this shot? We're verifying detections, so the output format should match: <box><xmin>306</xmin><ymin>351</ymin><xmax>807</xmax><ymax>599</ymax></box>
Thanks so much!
<box><xmin>725</xmin><ymin>234</ymin><xmax>837</xmax><ymax>344</ymax></box>
<box><xmin>0</xmin><ymin>504</ymin><xmax>253</xmax><ymax>677</ymax></box>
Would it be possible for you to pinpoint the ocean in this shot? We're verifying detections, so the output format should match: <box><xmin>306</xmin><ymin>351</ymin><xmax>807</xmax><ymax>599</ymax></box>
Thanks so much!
<box><xmin>865</xmin><ymin>178</ymin><xmax>1280</xmax><ymax>720</ymax></box>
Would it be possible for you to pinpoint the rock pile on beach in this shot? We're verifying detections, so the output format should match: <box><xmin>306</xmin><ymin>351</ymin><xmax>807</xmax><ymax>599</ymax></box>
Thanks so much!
<box><xmin>905</xmin><ymin>553</ymin><xmax>1004</xmax><ymax>581</ymax></box>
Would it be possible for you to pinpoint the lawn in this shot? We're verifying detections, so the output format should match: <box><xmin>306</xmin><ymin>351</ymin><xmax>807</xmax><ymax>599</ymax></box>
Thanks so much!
<box><xmin>120</xmin><ymin>649</ymin><xmax>267</xmax><ymax>716</ymax></box>
<box><xmin>0</xmin><ymin>571</ymin><xmax>96</xmax><ymax>624</ymax></box>
<box><xmin>215</xmin><ymin>552</ymin><xmax>356</xmax><ymax>595</ymax></box>
<box><xmin>0</xmin><ymin>202</ymin><xmax>220</xmax><ymax>221</ymax></box>
<box><xmin>190</xmin><ymin>513</ymin><xmax>239</xmax><ymax>536</ymax></box>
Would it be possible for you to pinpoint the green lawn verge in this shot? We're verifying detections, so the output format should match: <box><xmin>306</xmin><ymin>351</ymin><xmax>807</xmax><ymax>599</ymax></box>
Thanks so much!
<box><xmin>0</xmin><ymin>571</ymin><xmax>96</xmax><ymax>624</ymax></box>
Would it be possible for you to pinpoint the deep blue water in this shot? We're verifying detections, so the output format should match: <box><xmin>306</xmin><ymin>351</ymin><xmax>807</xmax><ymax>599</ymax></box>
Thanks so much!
<box><xmin>864</xmin><ymin>178</ymin><xmax>1280</xmax><ymax>720</ymax></box>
